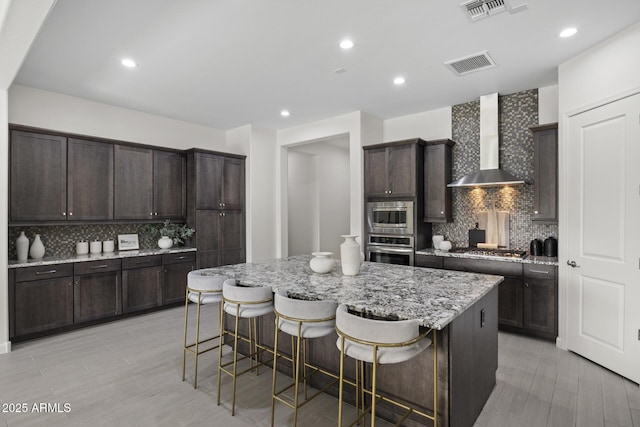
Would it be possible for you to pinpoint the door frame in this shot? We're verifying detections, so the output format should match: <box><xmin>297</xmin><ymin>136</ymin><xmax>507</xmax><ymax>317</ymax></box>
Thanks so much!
<box><xmin>557</xmin><ymin>85</ymin><xmax>640</xmax><ymax>351</ymax></box>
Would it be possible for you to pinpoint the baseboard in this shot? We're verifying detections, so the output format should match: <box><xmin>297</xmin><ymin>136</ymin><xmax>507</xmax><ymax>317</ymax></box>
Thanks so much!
<box><xmin>0</xmin><ymin>340</ymin><xmax>11</xmax><ymax>354</ymax></box>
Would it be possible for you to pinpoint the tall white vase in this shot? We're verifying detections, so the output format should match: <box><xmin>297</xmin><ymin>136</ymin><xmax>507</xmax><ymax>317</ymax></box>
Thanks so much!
<box><xmin>16</xmin><ymin>231</ymin><xmax>29</xmax><ymax>261</ymax></box>
<box><xmin>340</xmin><ymin>235</ymin><xmax>361</xmax><ymax>276</ymax></box>
<box><xmin>29</xmin><ymin>234</ymin><xmax>45</xmax><ymax>259</ymax></box>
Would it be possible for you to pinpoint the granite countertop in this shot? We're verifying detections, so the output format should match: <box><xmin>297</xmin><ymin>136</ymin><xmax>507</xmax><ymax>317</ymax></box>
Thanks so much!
<box><xmin>415</xmin><ymin>248</ymin><xmax>559</xmax><ymax>266</ymax></box>
<box><xmin>8</xmin><ymin>247</ymin><xmax>197</xmax><ymax>269</ymax></box>
<box><xmin>200</xmin><ymin>255</ymin><xmax>503</xmax><ymax>330</ymax></box>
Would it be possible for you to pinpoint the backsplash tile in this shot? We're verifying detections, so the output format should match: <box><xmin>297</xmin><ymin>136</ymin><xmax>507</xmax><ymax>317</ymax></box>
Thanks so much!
<box><xmin>8</xmin><ymin>223</ymin><xmax>184</xmax><ymax>260</ymax></box>
<box><xmin>432</xmin><ymin>89</ymin><xmax>559</xmax><ymax>251</ymax></box>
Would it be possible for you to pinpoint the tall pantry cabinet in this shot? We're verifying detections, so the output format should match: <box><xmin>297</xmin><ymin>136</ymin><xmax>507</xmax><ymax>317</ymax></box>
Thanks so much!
<box><xmin>186</xmin><ymin>149</ymin><xmax>246</xmax><ymax>269</ymax></box>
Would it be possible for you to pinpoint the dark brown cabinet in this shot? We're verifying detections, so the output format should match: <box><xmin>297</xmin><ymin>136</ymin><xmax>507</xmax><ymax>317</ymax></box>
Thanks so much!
<box><xmin>424</xmin><ymin>139</ymin><xmax>454</xmax><ymax>222</ymax></box>
<box><xmin>363</xmin><ymin>140</ymin><xmax>424</xmax><ymax>199</ymax></box>
<box><xmin>10</xmin><ymin>130</ymin><xmax>68</xmax><ymax>222</ymax></box>
<box><xmin>114</xmin><ymin>145</ymin><xmax>186</xmax><ymax>220</ymax></box>
<box><xmin>12</xmin><ymin>264</ymin><xmax>74</xmax><ymax>337</ymax></box>
<box><xmin>161</xmin><ymin>252</ymin><xmax>195</xmax><ymax>305</ymax></box>
<box><xmin>194</xmin><ymin>209</ymin><xmax>245</xmax><ymax>268</ymax></box>
<box><xmin>531</xmin><ymin>123</ymin><xmax>558</xmax><ymax>223</ymax></box>
<box><xmin>122</xmin><ymin>255</ymin><xmax>163</xmax><ymax>313</ymax></box>
<box><xmin>522</xmin><ymin>264</ymin><xmax>557</xmax><ymax>339</ymax></box>
<box><xmin>194</xmin><ymin>152</ymin><xmax>245</xmax><ymax>210</ymax></box>
<box><xmin>497</xmin><ymin>276</ymin><xmax>524</xmax><ymax>328</ymax></box>
<box><xmin>73</xmin><ymin>259</ymin><xmax>122</xmax><ymax>323</ymax></box>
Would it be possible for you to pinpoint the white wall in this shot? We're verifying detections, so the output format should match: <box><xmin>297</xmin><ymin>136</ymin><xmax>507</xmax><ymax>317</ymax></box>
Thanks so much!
<box><xmin>9</xmin><ymin>85</ymin><xmax>228</xmax><ymax>152</ymax></box>
<box><xmin>382</xmin><ymin>106</ymin><xmax>452</xmax><ymax>142</ymax></box>
<box><xmin>556</xmin><ymin>22</ymin><xmax>640</xmax><ymax>350</ymax></box>
<box><xmin>287</xmin><ymin>151</ymin><xmax>317</xmax><ymax>255</ymax></box>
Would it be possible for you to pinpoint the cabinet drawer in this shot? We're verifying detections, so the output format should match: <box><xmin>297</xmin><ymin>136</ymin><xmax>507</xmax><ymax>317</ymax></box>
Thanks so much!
<box><xmin>74</xmin><ymin>259</ymin><xmax>121</xmax><ymax>275</ymax></box>
<box><xmin>523</xmin><ymin>264</ymin><xmax>557</xmax><ymax>280</ymax></box>
<box><xmin>162</xmin><ymin>251</ymin><xmax>196</xmax><ymax>265</ymax></box>
<box><xmin>15</xmin><ymin>263</ymin><xmax>74</xmax><ymax>282</ymax></box>
<box><xmin>122</xmin><ymin>255</ymin><xmax>162</xmax><ymax>270</ymax></box>
<box><xmin>416</xmin><ymin>254</ymin><xmax>444</xmax><ymax>269</ymax></box>
<box><xmin>443</xmin><ymin>257</ymin><xmax>522</xmax><ymax>277</ymax></box>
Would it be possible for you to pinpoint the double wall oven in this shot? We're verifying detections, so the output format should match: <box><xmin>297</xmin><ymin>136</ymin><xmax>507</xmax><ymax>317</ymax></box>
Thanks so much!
<box><xmin>366</xmin><ymin>201</ymin><xmax>415</xmax><ymax>266</ymax></box>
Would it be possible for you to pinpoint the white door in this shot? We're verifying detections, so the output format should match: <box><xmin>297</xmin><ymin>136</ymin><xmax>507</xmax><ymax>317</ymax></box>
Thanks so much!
<box><xmin>566</xmin><ymin>93</ymin><xmax>640</xmax><ymax>384</ymax></box>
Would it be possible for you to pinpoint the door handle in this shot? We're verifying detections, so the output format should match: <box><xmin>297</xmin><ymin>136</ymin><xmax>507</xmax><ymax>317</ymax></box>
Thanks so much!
<box><xmin>567</xmin><ymin>260</ymin><xmax>581</xmax><ymax>268</ymax></box>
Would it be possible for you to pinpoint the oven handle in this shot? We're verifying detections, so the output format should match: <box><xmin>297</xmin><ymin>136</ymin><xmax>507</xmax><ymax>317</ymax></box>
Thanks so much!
<box><xmin>367</xmin><ymin>246</ymin><xmax>415</xmax><ymax>254</ymax></box>
<box><xmin>367</xmin><ymin>242</ymin><xmax>414</xmax><ymax>249</ymax></box>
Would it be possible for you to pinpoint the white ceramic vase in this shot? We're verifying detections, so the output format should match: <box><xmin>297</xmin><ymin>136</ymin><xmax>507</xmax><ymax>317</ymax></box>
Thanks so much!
<box><xmin>158</xmin><ymin>236</ymin><xmax>173</xmax><ymax>249</ymax></box>
<box><xmin>16</xmin><ymin>231</ymin><xmax>29</xmax><ymax>261</ymax></box>
<box><xmin>432</xmin><ymin>235</ymin><xmax>444</xmax><ymax>250</ymax></box>
<box><xmin>29</xmin><ymin>234</ymin><xmax>45</xmax><ymax>259</ymax></box>
<box><xmin>309</xmin><ymin>252</ymin><xmax>335</xmax><ymax>274</ymax></box>
<box><xmin>340</xmin><ymin>235</ymin><xmax>361</xmax><ymax>276</ymax></box>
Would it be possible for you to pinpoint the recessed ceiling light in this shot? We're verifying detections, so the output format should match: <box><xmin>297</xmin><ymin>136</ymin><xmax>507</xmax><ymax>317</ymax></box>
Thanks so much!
<box><xmin>121</xmin><ymin>58</ymin><xmax>137</xmax><ymax>68</ymax></box>
<box><xmin>281</xmin><ymin>110</ymin><xmax>290</xmax><ymax>117</ymax></box>
<box><xmin>339</xmin><ymin>39</ymin><xmax>354</xmax><ymax>49</ymax></box>
<box><xmin>393</xmin><ymin>76</ymin><xmax>406</xmax><ymax>85</ymax></box>
<box><xmin>559</xmin><ymin>27</ymin><xmax>577</xmax><ymax>38</ymax></box>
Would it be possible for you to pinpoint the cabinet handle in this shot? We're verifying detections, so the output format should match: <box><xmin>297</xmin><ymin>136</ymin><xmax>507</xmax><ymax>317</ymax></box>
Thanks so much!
<box><xmin>149</xmin><ymin>212</ymin><xmax>153</xmax><ymax>216</ymax></box>
<box><xmin>90</xmin><ymin>264</ymin><xmax>109</xmax><ymax>269</ymax></box>
<box><xmin>440</xmin><ymin>211</ymin><xmax>444</xmax><ymax>215</ymax></box>
<box><xmin>69</xmin><ymin>212</ymin><xmax>73</xmax><ymax>216</ymax></box>
<box><xmin>534</xmin><ymin>210</ymin><xmax>539</xmax><ymax>214</ymax></box>
<box><xmin>524</xmin><ymin>282</ymin><xmax>529</xmax><ymax>287</ymax></box>
<box><xmin>528</xmin><ymin>269</ymin><xmax>549</xmax><ymax>275</ymax></box>
<box><xmin>35</xmin><ymin>269</ymin><xmax>57</xmax><ymax>275</ymax></box>
<box><xmin>219</xmin><ymin>203</ymin><xmax>223</xmax><ymax>207</ymax></box>
<box><xmin>62</xmin><ymin>212</ymin><xmax>66</xmax><ymax>216</ymax></box>
<box><xmin>173</xmin><ymin>256</ymin><xmax>188</xmax><ymax>260</ymax></box>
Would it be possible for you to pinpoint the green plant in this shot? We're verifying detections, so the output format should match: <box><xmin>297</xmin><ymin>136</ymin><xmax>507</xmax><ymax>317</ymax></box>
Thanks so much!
<box><xmin>142</xmin><ymin>221</ymin><xmax>195</xmax><ymax>246</ymax></box>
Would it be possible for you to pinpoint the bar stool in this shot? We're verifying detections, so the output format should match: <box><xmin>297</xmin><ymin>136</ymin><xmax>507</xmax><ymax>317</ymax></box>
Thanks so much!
<box><xmin>182</xmin><ymin>271</ymin><xmax>232</xmax><ymax>389</ymax></box>
<box><xmin>217</xmin><ymin>281</ymin><xmax>274</xmax><ymax>415</ymax></box>
<box><xmin>335</xmin><ymin>304</ymin><xmax>437</xmax><ymax>427</ymax></box>
<box><xmin>270</xmin><ymin>290</ymin><xmax>339</xmax><ymax>427</ymax></box>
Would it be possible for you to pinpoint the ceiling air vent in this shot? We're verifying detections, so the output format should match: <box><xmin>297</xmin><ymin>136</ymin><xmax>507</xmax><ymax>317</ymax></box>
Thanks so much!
<box><xmin>445</xmin><ymin>50</ymin><xmax>496</xmax><ymax>76</ymax></box>
<box><xmin>461</xmin><ymin>0</ymin><xmax>508</xmax><ymax>21</ymax></box>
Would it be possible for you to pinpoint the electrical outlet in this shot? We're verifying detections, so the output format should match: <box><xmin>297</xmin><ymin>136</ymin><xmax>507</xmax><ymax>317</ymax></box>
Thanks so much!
<box><xmin>638</xmin><ymin>329</ymin><xmax>640</xmax><ymax>341</ymax></box>
<box><xmin>480</xmin><ymin>309</ymin><xmax>486</xmax><ymax>328</ymax></box>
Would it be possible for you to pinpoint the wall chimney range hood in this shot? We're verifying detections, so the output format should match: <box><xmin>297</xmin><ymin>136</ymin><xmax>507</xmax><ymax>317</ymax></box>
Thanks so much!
<box><xmin>448</xmin><ymin>93</ymin><xmax>524</xmax><ymax>188</ymax></box>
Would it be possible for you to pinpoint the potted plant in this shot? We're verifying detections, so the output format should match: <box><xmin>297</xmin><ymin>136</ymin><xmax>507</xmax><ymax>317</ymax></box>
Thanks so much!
<box><xmin>142</xmin><ymin>221</ymin><xmax>195</xmax><ymax>248</ymax></box>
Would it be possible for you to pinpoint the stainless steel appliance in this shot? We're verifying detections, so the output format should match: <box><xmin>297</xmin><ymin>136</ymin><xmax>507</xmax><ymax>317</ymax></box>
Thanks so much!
<box><xmin>366</xmin><ymin>201</ymin><xmax>414</xmax><ymax>235</ymax></box>
<box><xmin>366</xmin><ymin>234</ymin><xmax>414</xmax><ymax>266</ymax></box>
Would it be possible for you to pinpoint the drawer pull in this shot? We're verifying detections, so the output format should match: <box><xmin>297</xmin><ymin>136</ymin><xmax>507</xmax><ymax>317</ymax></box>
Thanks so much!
<box><xmin>35</xmin><ymin>269</ymin><xmax>57</xmax><ymax>275</ymax></box>
<box><xmin>529</xmin><ymin>269</ymin><xmax>550</xmax><ymax>274</ymax></box>
<box><xmin>174</xmin><ymin>256</ymin><xmax>188</xmax><ymax>260</ymax></box>
<box><xmin>90</xmin><ymin>264</ymin><xmax>109</xmax><ymax>269</ymax></box>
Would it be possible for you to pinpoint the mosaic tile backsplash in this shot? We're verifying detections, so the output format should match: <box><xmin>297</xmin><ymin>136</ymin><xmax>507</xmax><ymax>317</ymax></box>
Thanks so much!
<box><xmin>8</xmin><ymin>223</ymin><xmax>187</xmax><ymax>260</ymax></box>
<box><xmin>432</xmin><ymin>89</ymin><xmax>559</xmax><ymax>252</ymax></box>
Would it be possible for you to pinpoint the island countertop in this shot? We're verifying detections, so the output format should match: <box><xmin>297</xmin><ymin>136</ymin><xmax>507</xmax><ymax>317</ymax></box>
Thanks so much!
<box><xmin>201</xmin><ymin>255</ymin><xmax>503</xmax><ymax>330</ymax></box>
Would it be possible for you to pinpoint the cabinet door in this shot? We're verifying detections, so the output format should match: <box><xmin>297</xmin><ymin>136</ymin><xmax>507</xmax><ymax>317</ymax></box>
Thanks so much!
<box><xmin>74</xmin><ymin>271</ymin><xmax>122</xmax><ymax>323</ymax></box>
<box><xmin>222</xmin><ymin>156</ymin><xmax>245</xmax><ymax>209</ymax></box>
<box><xmin>10</xmin><ymin>130</ymin><xmax>67</xmax><ymax>221</ymax></box>
<box><xmin>388</xmin><ymin>144</ymin><xmax>416</xmax><ymax>197</ymax></box>
<box><xmin>114</xmin><ymin>145</ymin><xmax>154</xmax><ymax>219</ymax></box>
<box><xmin>532</xmin><ymin>125</ymin><xmax>558</xmax><ymax>223</ymax></box>
<box><xmin>523</xmin><ymin>279</ymin><xmax>557</xmax><ymax>337</ymax></box>
<box><xmin>67</xmin><ymin>138</ymin><xmax>114</xmax><ymax>220</ymax></box>
<box><xmin>497</xmin><ymin>276</ymin><xmax>523</xmax><ymax>328</ymax></box>
<box><xmin>424</xmin><ymin>143</ymin><xmax>453</xmax><ymax>222</ymax></box>
<box><xmin>122</xmin><ymin>266</ymin><xmax>162</xmax><ymax>313</ymax></box>
<box><xmin>195</xmin><ymin>210</ymin><xmax>221</xmax><ymax>268</ymax></box>
<box><xmin>195</xmin><ymin>152</ymin><xmax>224</xmax><ymax>209</ymax></box>
<box><xmin>162</xmin><ymin>260</ymin><xmax>194</xmax><ymax>305</ymax></box>
<box><xmin>154</xmin><ymin>150</ymin><xmax>186</xmax><ymax>219</ymax></box>
<box><xmin>363</xmin><ymin>147</ymin><xmax>389</xmax><ymax>198</ymax></box>
<box><xmin>221</xmin><ymin>210</ymin><xmax>245</xmax><ymax>266</ymax></box>
<box><xmin>14</xmin><ymin>277</ymin><xmax>73</xmax><ymax>336</ymax></box>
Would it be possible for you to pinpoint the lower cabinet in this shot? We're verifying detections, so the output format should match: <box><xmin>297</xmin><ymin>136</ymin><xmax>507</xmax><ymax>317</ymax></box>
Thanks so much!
<box><xmin>122</xmin><ymin>255</ymin><xmax>163</xmax><ymax>313</ymax></box>
<box><xmin>522</xmin><ymin>264</ymin><xmax>557</xmax><ymax>340</ymax></box>
<box><xmin>73</xmin><ymin>259</ymin><xmax>122</xmax><ymax>323</ymax></box>
<box><xmin>161</xmin><ymin>252</ymin><xmax>195</xmax><ymax>305</ymax></box>
<box><xmin>13</xmin><ymin>264</ymin><xmax>74</xmax><ymax>336</ymax></box>
<box><xmin>497</xmin><ymin>276</ymin><xmax>524</xmax><ymax>328</ymax></box>
<box><xmin>195</xmin><ymin>209</ymin><xmax>245</xmax><ymax>268</ymax></box>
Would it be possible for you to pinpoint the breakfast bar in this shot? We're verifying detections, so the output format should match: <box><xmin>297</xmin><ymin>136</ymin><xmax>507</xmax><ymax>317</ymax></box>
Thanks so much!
<box><xmin>202</xmin><ymin>255</ymin><xmax>504</xmax><ymax>427</ymax></box>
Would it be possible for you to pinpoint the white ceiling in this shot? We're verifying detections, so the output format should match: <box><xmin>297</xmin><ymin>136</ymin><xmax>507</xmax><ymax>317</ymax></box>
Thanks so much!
<box><xmin>14</xmin><ymin>0</ymin><xmax>640</xmax><ymax>130</ymax></box>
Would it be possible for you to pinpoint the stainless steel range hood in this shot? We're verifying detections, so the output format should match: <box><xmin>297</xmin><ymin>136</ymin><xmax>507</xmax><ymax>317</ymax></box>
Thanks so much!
<box><xmin>448</xmin><ymin>93</ymin><xmax>524</xmax><ymax>188</ymax></box>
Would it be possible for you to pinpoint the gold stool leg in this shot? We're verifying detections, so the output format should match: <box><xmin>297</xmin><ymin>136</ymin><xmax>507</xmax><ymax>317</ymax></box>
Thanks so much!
<box><xmin>193</xmin><ymin>293</ymin><xmax>202</xmax><ymax>389</ymax></box>
<box><xmin>370</xmin><ymin>347</ymin><xmax>378</xmax><ymax>427</ymax></box>
<box><xmin>433</xmin><ymin>330</ymin><xmax>438</xmax><ymax>427</ymax></box>
<box><xmin>217</xmin><ymin>301</ymin><xmax>225</xmax><ymax>407</ymax></box>
<box><xmin>271</xmin><ymin>315</ymin><xmax>280</xmax><ymax>427</ymax></box>
<box><xmin>182</xmin><ymin>287</ymin><xmax>189</xmax><ymax>382</ymax></box>
<box><xmin>338</xmin><ymin>336</ymin><xmax>345</xmax><ymax>427</ymax></box>
<box><xmin>231</xmin><ymin>307</ymin><xmax>241</xmax><ymax>416</ymax></box>
<box><xmin>292</xmin><ymin>326</ymin><xmax>302</xmax><ymax>427</ymax></box>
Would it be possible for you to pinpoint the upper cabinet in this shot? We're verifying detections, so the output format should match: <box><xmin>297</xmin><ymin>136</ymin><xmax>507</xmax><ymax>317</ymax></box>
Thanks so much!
<box><xmin>363</xmin><ymin>139</ymin><xmax>424</xmax><ymax>199</ymax></box>
<box><xmin>530</xmin><ymin>123</ymin><xmax>558</xmax><ymax>223</ymax></box>
<box><xmin>424</xmin><ymin>139</ymin><xmax>454</xmax><ymax>223</ymax></box>
<box><xmin>194</xmin><ymin>152</ymin><xmax>245</xmax><ymax>210</ymax></box>
<box><xmin>10</xmin><ymin>130</ymin><xmax>113</xmax><ymax>222</ymax></box>
<box><xmin>114</xmin><ymin>145</ymin><xmax>186</xmax><ymax>220</ymax></box>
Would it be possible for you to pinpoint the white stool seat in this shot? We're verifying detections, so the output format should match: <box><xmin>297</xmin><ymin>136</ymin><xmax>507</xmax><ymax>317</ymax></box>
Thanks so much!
<box><xmin>187</xmin><ymin>272</ymin><xmax>229</xmax><ymax>304</ymax></box>
<box><xmin>275</xmin><ymin>291</ymin><xmax>337</xmax><ymax>339</ymax></box>
<box><xmin>223</xmin><ymin>283</ymin><xmax>273</xmax><ymax>318</ymax></box>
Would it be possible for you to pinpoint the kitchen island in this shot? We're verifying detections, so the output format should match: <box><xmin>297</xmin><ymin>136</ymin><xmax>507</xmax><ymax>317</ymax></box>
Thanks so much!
<box><xmin>202</xmin><ymin>255</ymin><xmax>503</xmax><ymax>427</ymax></box>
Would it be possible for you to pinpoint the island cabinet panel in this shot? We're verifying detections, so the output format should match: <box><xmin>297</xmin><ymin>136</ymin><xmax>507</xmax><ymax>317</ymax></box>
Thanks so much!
<box><xmin>114</xmin><ymin>144</ymin><xmax>154</xmax><ymax>220</ymax></box>
<box><xmin>10</xmin><ymin>130</ymin><xmax>67</xmax><ymax>222</ymax></box>
<box><xmin>161</xmin><ymin>252</ymin><xmax>195</xmax><ymax>305</ymax></box>
<box><xmin>73</xmin><ymin>259</ymin><xmax>122</xmax><ymax>323</ymax></box>
<box><xmin>67</xmin><ymin>138</ymin><xmax>114</xmax><ymax>220</ymax></box>
<box><xmin>153</xmin><ymin>150</ymin><xmax>186</xmax><ymax>219</ymax></box>
<box><xmin>13</xmin><ymin>264</ymin><xmax>74</xmax><ymax>337</ymax></box>
<box><xmin>122</xmin><ymin>255</ymin><xmax>163</xmax><ymax>313</ymax></box>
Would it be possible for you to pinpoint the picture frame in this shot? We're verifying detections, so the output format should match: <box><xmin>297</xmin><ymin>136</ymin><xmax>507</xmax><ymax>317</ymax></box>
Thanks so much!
<box><xmin>117</xmin><ymin>234</ymin><xmax>139</xmax><ymax>251</ymax></box>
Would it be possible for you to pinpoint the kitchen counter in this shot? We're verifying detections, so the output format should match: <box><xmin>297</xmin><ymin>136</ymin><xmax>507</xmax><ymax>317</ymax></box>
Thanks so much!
<box><xmin>8</xmin><ymin>246</ymin><xmax>197</xmax><ymax>269</ymax></box>
<box><xmin>415</xmin><ymin>248</ymin><xmax>559</xmax><ymax>266</ymax></box>
<box><xmin>200</xmin><ymin>254</ymin><xmax>503</xmax><ymax>330</ymax></box>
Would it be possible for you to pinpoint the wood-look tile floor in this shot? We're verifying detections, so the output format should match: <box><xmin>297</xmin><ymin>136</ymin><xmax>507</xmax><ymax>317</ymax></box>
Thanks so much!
<box><xmin>1</xmin><ymin>306</ymin><xmax>638</xmax><ymax>427</ymax></box>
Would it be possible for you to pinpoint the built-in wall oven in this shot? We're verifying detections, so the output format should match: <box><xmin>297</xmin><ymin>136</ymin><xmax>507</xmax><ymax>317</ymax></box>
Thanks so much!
<box><xmin>366</xmin><ymin>234</ymin><xmax>414</xmax><ymax>266</ymax></box>
<box><xmin>366</xmin><ymin>201</ymin><xmax>414</xmax><ymax>235</ymax></box>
